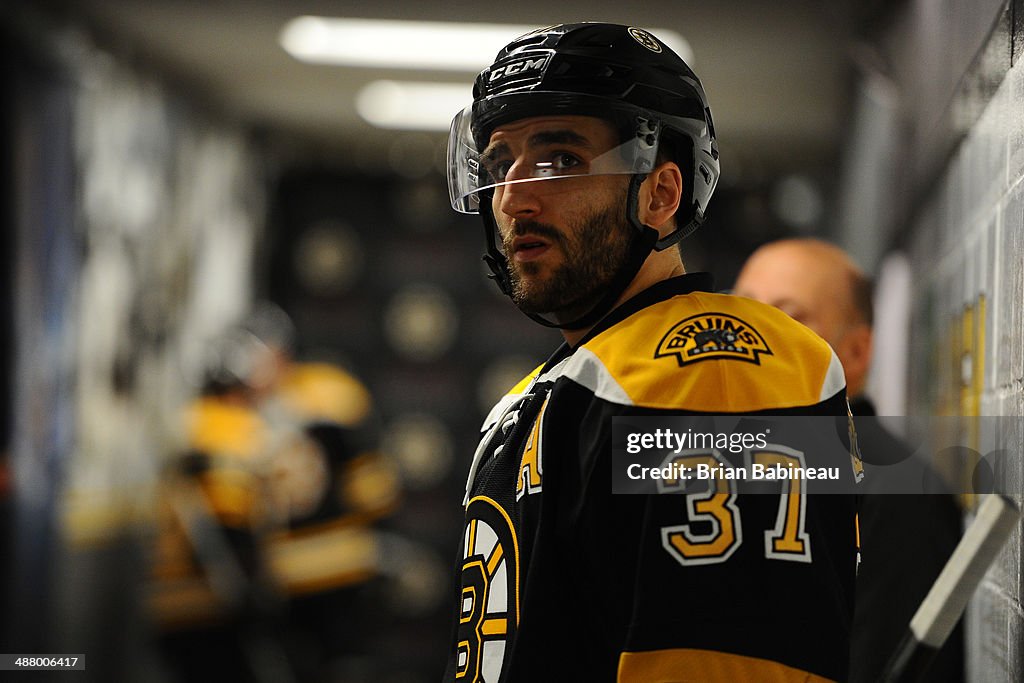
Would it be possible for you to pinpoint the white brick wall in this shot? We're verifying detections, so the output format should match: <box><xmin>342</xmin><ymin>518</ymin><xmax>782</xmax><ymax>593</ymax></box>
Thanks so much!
<box><xmin>905</xmin><ymin>42</ymin><xmax>1024</xmax><ymax>682</ymax></box>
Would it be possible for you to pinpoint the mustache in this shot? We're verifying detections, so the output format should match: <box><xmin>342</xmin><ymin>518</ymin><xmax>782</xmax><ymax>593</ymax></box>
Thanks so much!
<box><xmin>507</xmin><ymin>220</ymin><xmax>564</xmax><ymax>244</ymax></box>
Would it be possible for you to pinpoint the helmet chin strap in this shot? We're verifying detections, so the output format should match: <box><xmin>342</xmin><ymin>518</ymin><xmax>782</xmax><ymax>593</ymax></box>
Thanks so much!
<box><xmin>480</xmin><ymin>174</ymin><xmax>676</xmax><ymax>332</ymax></box>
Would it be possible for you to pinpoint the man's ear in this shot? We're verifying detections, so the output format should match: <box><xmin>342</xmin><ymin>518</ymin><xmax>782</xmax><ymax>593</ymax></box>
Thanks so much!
<box><xmin>638</xmin><ymin>161</ymin><xmax>683</xmax><ymax>236</ymax></box>
<box><xmin>838</xmin><ymin>324</ymin><xmax>873</xmax><ymax>396</ymax></box>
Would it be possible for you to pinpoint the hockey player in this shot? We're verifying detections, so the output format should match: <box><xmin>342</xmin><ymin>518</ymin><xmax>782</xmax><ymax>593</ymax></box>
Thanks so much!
<box><xmin>443</xmin><ymin>22</ymin><xmax>859</xmax><ymax>682</ymax></box>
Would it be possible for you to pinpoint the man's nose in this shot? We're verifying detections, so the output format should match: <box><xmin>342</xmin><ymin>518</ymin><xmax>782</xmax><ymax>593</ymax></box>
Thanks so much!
<box><xmin>497</xmin><ymin>174</ymin><xmax>542</xmax><ymax>220</ymax></box>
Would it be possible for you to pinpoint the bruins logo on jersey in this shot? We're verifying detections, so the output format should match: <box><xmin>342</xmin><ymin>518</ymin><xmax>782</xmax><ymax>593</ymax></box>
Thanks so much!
<box><xmin>456</xmin><ymin>496</ymin><xmax>520</xmax><ymax>681</ymax></box>
<box><xmin>655</xmin><ymin>313</ymin><xmax>772</xmax><ymax>367</ymax></box>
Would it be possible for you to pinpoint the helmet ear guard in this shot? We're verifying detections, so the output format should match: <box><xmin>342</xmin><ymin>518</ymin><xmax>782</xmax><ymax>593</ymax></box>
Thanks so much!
<box><xmin>650</xmin><ymin>132</ymin><xmax>710</xmax><ymax>251</ymax></box>
<box><xmin>478</xmin><ymin>191</ymin><xmax>514</xmax><ymax>298</ymax></box>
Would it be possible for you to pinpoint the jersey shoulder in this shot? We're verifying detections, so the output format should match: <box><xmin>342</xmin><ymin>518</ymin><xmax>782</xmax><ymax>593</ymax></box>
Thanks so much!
<box><xmin>185</xmin><ymin>396</ymin><xmax>267</xmax><ymax>458</ymax></box>
<box><xmin>479</xmin><ymin>363</ymin><xmax>545</xmax><ymax>432</ymax></box>
<box><xmin>279</xmin><ymin>362</ymin><xmax>373</xmax><ymax>426</ymax></box>
<box><xmin>577</xmin><ymin>291</ymin><xmax>845</xmax><ymax>412</ymax></box>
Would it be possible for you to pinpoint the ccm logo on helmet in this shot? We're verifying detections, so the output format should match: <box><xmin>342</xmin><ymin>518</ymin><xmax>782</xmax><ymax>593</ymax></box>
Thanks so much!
<box><xmin>488</xmin><ymin>56</ymin><xmax>550</xmax><ymax>82</ymax></box>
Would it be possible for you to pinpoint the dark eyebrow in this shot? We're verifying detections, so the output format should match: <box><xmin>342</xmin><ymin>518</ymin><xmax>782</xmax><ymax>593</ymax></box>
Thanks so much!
<box><xmin>527</xmin><ymin>129</ymin><xmax>592</xmax><ymax>149</ymax></box>
<box><xmin>480</xmin><ymin>129</ymin><xmax>594</xmax><ymax>161</ymax></box>
<box><xmin>480</xmin><ymin>141</ymin><xmax>510</xmax><ymax>163</ymax></box>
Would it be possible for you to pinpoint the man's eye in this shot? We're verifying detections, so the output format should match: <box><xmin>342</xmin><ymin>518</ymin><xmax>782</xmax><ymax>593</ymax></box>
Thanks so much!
<box><xmin>551</xmin><ymin>153</ymin><xmax>581</xmax><ymax>170</ymax></box>
<box><xmin>531</xmin><ymin>153</ymin><xmax>583</xmax><ymax>177</ymax></box>
<box><xmin>485</xmin><ymin>160</ymin><xmax>513</xmax><ymax>181</ymax></box>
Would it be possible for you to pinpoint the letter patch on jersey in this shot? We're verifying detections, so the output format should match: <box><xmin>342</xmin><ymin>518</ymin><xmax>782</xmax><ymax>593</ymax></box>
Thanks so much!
<box><xmin>456</xmin><ymin>497</ymin><xmax>520</xmax><ymax>682</ymax></box>
<box><xmin>516</xmin><ymin>396</ymin><xmax>548</xmax><ymax>501</ymax></box>
<box><xmin>655</xmin><ymin>313</ymin><xmax>772</xmax><ymax>366</ymax></box>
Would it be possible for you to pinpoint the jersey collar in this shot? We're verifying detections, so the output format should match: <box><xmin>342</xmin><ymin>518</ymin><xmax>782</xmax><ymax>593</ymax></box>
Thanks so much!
<box><xmin>540</xmin><ymin>272</ymin><xmax>715</xmax><ymax>372</ymax></box>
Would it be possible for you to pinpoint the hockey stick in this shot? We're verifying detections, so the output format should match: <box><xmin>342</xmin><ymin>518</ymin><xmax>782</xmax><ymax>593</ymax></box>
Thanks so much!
<box><xmin>880</xmin><ymin>493</ymin><xmax>1020</xmax><ymax>682</ymax></box>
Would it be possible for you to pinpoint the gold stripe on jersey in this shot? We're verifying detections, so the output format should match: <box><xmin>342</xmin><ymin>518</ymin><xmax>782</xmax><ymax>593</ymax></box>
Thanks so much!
<box><xmin>185</xmin><ymin>398</ymin><xmax>267</xmax><ymax>458</ymax></box>
<box><xmin>278</xmin><ymin>362</ymin><xmax>373</xmax><ymax>427</ymax></box>
<box><xmin>481</xmin><ymin>618</ymin><xmax>507</xmax><ymax>637</ymax></box>
<box><xmin>466</xmin><ymin>518</ymin><xmax>479</xmax><ymax>559</ymax></box>
<box><xmin>266</xmin><ymin>525</ymin><xmax>378</xmax><ymax>595</ymax></box>
<box><xmin>580</xmin><ymin>292</ymin><xmax>845</xmax><ymax>412</ymax></box>
<box><xmin>618</xmin><ymin>647</ymin><xmax>837</xmax><ymax>682</ymax></box>
<box><xmin>487</xmin><ymin>543</ymin><xmax>505</xmax><ymax>575</ymax></box>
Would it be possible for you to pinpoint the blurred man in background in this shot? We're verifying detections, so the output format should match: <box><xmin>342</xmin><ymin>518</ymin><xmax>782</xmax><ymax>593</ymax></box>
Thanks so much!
<box><xmin>734</xmin><ymin>238</ymin><xmax>964</xmax><ymax>683</ymax></box>
<box><xmin>243</xmin><ymin>303</ymin><xmax>401</xmax><ymax>683</ymax></box>
<box><xmin>149</xmin><ymin>326</ymin><xmax>281</xmax><ymax>683</ymax></box>
<box><xmin>149</xmin><ymin>303</ymin><xmax>400</xmax><ymax>683</ymax></box>
<box><xmin>734</xmin><ymin>239</ymin><xmax>872</xmax><ymax>404</ymax></box>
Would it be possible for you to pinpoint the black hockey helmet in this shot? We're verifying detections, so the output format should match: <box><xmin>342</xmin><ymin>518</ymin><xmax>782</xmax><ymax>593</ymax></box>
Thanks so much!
<box><xmin>447</xmin><ymin>23</ymin><xmax>720</xmax><ymax>329</ymax></box>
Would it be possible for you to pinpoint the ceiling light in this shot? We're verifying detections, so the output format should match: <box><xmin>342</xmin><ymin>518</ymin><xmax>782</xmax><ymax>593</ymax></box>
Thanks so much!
<box><xmin>280</xmin><ymin>17</ymin><xmax>693</xmax><ymax>71</ymax></box>
<box><xmin>356</xmin><ymin>80</ymin><xmax>470</xmax><ymax>131</ymax></box>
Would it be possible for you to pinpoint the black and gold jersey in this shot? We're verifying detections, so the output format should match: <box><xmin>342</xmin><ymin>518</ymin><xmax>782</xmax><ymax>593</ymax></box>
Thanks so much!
<box><xmin>444</xmin><ymin>273</ymin><xmax>858</xmax><ymax>683</ymax></box>
<box><xmin>261</xmin><ymin>362</ymin><xmax>400</xmax><ymax>596</ymax></box>
<box><xmin>149</xmin><ymin>396</ymin><xmax>269</xmax><ymax>630</ymax></box>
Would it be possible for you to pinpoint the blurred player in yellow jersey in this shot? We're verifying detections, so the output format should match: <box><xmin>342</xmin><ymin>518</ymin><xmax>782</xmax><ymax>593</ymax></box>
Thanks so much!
<box><xmin>150</xmin><ymin>304</ymin><xmax>400</xmax><ymax>682</ymax></box>
<box><xmin>245</xmin><ymin>305</ymin><xmax>400</xmax><ymax>682</ymax></box>
<box><xmin>149</xmin><ymin>329</ymin><xmax>278</xmax><ymax>682</ymax></box>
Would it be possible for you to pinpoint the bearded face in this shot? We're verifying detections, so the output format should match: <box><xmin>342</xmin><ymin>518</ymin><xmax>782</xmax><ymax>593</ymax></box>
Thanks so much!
<box><xmin>500</xmin><ymin>193</ymin><xmax>634</xmax><ymax>322</ymax></box>
<box><xmin>483</xmin><ymin>115</ymin><xmax>643</xmax><ymax>325</ymax></box>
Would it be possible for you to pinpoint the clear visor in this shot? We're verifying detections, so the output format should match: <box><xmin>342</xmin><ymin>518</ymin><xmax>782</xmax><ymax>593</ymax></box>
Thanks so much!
<box><xmin>447</xmin><ymin>105</ymin><xmax>660</xmax><ymax>213</ymax></box>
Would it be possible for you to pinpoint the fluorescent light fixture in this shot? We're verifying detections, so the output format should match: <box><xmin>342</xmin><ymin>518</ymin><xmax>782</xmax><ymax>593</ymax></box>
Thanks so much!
<box><xmin>280</xmin><ymin>17</ymin><xmax>693</xmax><ymax>71</ymax></box>
<box><xmin>356</xmin><ymin>80</ymin><xmax>471</xmax><ymax>131</ymax></box>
